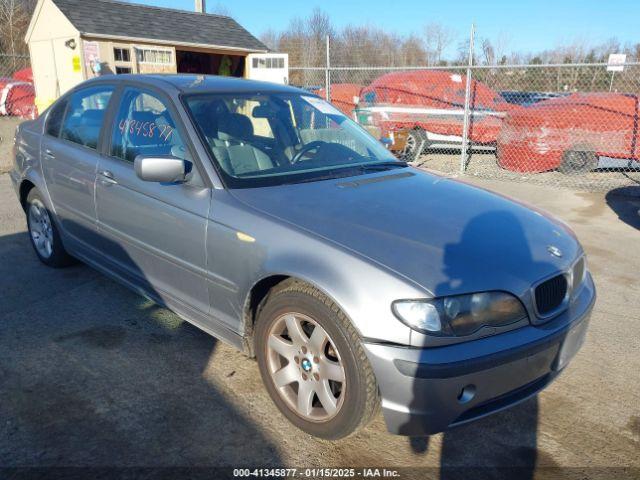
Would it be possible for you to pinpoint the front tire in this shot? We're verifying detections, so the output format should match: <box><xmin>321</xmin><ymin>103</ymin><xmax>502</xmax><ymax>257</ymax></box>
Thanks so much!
<box><xmin>26</xmin><ymin>189</ymin><xmax>74</xmax><ymax>267</ymax></box>
<box><xmin>255</xmin><ymin>280</ymin><xmax>379</xmax><ymax>439</ymax></box>
<box><xmin>400</xmin><ymin>128</ymin><xmax>427</xmax><ymax>162</ymax></box>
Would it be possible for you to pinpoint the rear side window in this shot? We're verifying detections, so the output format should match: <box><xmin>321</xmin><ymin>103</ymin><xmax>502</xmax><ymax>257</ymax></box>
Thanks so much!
<box><xmin>45</xmin><ymin>100</ymin><xmax>67</xmax><ymax>137</ymax></box>
<box><xmin>110</xmin><ymin>88</ymin><xmax>188</xmax><ymax>163</ymax></box>
<box><xmin>59</xmin><ymin>86</ymin><xmax>114</xmax><ymax>150</ymax></box>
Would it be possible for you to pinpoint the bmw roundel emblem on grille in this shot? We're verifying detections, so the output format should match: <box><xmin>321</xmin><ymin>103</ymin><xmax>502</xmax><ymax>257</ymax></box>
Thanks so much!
<box><xmin>547</xmin><ymin>245</ymin><xmax>563</xmax><ymax>258</ymax></box>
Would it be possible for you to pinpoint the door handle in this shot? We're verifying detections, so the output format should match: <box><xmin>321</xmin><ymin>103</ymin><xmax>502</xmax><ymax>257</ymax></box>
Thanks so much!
<box><xmin>43</xmin><ymin>148</ymin><xmax>55</xmax><ymax>159</ymax></box>
<box><xmin>99</xmin><ymin>170</ymin><xmax>118</xmax><ymax>186</ymax></box>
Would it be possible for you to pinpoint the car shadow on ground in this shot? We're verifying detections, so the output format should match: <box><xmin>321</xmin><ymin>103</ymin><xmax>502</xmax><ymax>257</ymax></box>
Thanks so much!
<box><xmin>410</xmin><ymin>397</ymin><xmax>542</xmax><ymax>479</ymax></box>
<box><xmin>404</xmin><ymin>209</ymin><xmax>566</xmax><ymax>479</ymax></box>
<box><xmin>0</xmin><ymin>229</ymin><xmax>281</xmax><ymax>469</ymax></box>
<box><xmin>605</xmin><ymin>186</ymin><xmax>640</xmax><ymax>230</ymax></box>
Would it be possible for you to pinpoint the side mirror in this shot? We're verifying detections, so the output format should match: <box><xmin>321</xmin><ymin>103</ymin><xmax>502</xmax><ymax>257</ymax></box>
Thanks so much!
<box><xmin>134</xmin><ymin>155</ymin><xmax>190</xmax><ymax>183</ymax></box>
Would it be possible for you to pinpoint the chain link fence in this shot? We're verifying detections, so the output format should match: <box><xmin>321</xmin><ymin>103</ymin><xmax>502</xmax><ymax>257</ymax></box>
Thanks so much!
<box><xmin>0</xmin><ymin>54</ymin><xmax>34</xmax><ymax>118</ymax></box>
<box><xmin>0</xmin><ymin>54</ymin><xmax>33</xmax><ymax>173</ymax></box>
<box><xmin>289</xmin><ymin>40</ymin><xmax>640</xmax><ymax>192</ymax></box>
<box><xmin>2</xmin><ymin>47</ymin><xmax>640</xmax><ymax>191</ymax></box>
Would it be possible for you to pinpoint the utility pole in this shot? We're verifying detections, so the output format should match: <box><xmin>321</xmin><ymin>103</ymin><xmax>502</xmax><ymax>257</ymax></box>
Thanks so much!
<box><xmin>325</xmin><ymin>35</ymin><xmax>331</xmax><ymax>102</ymax></box>
<box><xmin>460</xmin><ymin>23</ymin><xmax>475</xmax><ymax>174</ymax></box>
<box><xmin>195</xmin><ymin>0</ymin><xmax>206</xmax><ymax>13</ymax></box>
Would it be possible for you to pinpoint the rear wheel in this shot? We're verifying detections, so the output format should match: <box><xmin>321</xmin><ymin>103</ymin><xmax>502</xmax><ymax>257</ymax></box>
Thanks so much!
<box><xmin>255</xmin><ymin>280</ymin><xmax>379</xmax><ymax>439</ymax></box>
<box><xmin>26</xmin><ymin>189</ymin><xmax>74</xmax><ymax>267</ymax></box>
<box><xmin>559</xmin><ymin>147</ymin><xmax>598</xmax><ymax>174</ymax></box>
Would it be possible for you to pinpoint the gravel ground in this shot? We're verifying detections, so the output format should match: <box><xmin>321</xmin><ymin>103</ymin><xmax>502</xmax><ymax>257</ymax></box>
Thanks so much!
<box><xmin>418</xmin><ymin>150</ymin><xmax>640</xmax><ymax>192</ymax></box>
<box><xmin>0</xmin><ymin>117</ymin><xmax>22</xmax><ymax>174</ymax></box>
<box><xmin>0</xmin><ymin>172</ymin><xmax>638</xmax><ymax>479</ymax></box>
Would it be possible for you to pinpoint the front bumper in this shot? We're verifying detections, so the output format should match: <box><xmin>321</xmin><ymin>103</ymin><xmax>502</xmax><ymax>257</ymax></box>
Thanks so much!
<box><xmin>364</xmin><ymin>275</ymin><xmax>595</xmax><ymax>436</ymax></box>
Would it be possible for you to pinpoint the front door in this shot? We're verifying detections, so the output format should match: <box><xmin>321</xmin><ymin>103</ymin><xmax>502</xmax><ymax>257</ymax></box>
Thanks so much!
<box><xmin>95</xmin><ymin>86</ymin><xmax>211</xmax><ymax>317</ymax></box>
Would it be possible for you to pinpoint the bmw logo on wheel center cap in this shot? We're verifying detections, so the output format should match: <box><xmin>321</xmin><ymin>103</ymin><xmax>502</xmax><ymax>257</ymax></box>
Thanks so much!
<box><xmin>301</xmin><ymin>358</ymin><xmax>312</xmax><ymax>372</ymax></box>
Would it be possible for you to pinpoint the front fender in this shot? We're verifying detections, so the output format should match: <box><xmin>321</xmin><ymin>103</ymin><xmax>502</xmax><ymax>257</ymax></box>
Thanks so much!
<box><xmin>208</xmin><ymin>190</ymin><xmax>426</xmax><ymax>347</ymax></box>
<box><xmin>244</xmin><ymin>252</ymin><xmax>417</xmax><ymax>346</ymax></box>
<box><xmin>237</xmin><ymin>224</ymin><xmax>423</xmax><ymax>346</ymax></box>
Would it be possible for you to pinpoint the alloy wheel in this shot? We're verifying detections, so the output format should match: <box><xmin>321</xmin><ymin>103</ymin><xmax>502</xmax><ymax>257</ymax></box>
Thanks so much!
<box><xmin>28</xmin><ymin>199</ymin><xmax>54</xmax><ymax>259</ymax></box>
<box><xmin>266</xmin><ymin>312</ymin><xmax>346</xmax><ymax>422</ymax></box>
<box><xmin>400</xmin><ymin>132</ymin><xmax>418</xmax><ymax>160</ymax></box>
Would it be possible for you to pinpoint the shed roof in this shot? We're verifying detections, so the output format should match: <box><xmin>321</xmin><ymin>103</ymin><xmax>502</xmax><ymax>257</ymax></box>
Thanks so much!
<box><xmin>50</xmin><ymin>0</ymin><xmax>268</xmax><ymax>52</ymax></box>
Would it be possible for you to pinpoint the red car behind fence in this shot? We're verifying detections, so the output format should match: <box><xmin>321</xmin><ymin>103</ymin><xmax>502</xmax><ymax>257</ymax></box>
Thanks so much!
<box><xmin>497</xmin><ymin>92</ymin><xmax>640</xmax><ymax>173</ymax></box>
<box><xmin>317</xmin><ymin>83</ymin><xmax>363</xmax><ymax>118</ymax></box>
<box><xmin>356</xmin><ymin>70</ymin><xmax>521</xmax><ymax>158</ymax></box>
<box><xmin>0</xmin><ymin>67</ymin><xmax>37</xmax><ymax>119</ymax></box>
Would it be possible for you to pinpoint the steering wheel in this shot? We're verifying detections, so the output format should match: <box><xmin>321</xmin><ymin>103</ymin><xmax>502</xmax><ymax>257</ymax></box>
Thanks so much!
<box><xmin>291</xmin><ymin>141</ymin><xmax>326</xmax><ymax>164</ymax></box>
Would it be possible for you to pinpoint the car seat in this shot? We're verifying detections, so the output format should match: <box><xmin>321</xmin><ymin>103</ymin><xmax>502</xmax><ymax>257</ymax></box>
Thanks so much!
<box><xmin>211</xmin><ymin>113</ymin><xmax>274</xmax><ymax>175</ymax></box>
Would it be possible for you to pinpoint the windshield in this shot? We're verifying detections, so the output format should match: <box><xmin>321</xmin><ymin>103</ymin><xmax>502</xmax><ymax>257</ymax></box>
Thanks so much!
<box><xmin>183</xmin><ymin>92</ymin><xmax>401</xmax><ymax>188</ymax></box>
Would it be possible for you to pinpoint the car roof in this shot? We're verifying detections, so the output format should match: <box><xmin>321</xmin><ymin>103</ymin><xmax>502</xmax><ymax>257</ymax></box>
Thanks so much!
<box><xmin>84</xmin><ymin>74</ymin><xmax>311</xmax><ymax>96</ymax></box>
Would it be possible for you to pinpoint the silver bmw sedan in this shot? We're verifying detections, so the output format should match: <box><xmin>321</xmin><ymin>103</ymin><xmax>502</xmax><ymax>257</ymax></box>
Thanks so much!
<box><xmin>10</xmin><ymin>74</ymin><xmax>595</xmax><ymax>439</ymax></box>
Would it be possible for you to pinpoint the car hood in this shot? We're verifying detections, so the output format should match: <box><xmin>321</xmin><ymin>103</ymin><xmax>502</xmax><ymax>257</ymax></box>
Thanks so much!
<box><xmin>230</xmin><ymin>168</ymin><xmax>581</xmax><ymax>296</ymax></box>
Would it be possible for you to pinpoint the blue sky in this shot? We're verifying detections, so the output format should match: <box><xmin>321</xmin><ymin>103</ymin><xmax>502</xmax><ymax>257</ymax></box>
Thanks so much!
<box><xmin>131</xmin><ymin>0</ymin><xmax>639</xmax><ymax>56</ymax></box>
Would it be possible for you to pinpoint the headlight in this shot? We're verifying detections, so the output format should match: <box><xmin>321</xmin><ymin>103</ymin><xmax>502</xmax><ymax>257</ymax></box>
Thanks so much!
<box><xmin>392</xmin><ymin>292</ymin><xmax>528</xmax><ymax>337</ymax></box>
<box><xmin>570</xmin><ymin>255</ymin><xmax>587</xmax><ymax>296</ymax></box>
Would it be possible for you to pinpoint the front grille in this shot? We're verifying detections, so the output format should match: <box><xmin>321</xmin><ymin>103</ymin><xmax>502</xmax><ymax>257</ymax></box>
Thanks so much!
<box><xmin>535</xmin><ymin>274</ymin><xmax>568</xmax><ymax>316</ymax></box>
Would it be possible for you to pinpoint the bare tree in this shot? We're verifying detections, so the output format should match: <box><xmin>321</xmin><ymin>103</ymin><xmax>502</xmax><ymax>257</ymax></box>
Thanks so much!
<box><xmin>454</xmin><ymin>36</ymin><xmax>474</xmax><ymax>65</ymax></box>
<box><xmin>423</xmin><ymin>22</ymin><xmax>454</xmax><ymax>65</ymax></box>
<box><xmin>492</xmin><ymin>31</ymin><xmax>510</xmax><ymax>65</ymax></box>
<box><xmin>209</xmin><ymin>2</ymin><xmax>233</xmax><ymax>17</ymax></box>
<box><xmin>399</xmin><ymin>33</ymin><xmax>427</xmax><ymax>66</ymax></box>
<box><xmin>0</xmin><ymin>0</ymin><xmax>35</xmax><ymax>60</ymax></box>
<box><xmin>481</xmin><ymin>38</ymin><xmax>495</xmax><ymax>65</ymax></box>
<box><xmin>259</xmin><ymin>29</ymin><xmax>278</xmax><ymax>51</ymax></box>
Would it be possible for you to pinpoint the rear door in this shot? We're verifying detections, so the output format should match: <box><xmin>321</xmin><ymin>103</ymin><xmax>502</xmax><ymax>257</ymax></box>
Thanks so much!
<box><xmin>41</xmin><ymin>85</ymin><xmax>115</xmax><ymax>247</ymax></box>
<box><xmin>95</xmin><ymin>85</ymin><xmax>211</xmax><ymax>317</ymax></box>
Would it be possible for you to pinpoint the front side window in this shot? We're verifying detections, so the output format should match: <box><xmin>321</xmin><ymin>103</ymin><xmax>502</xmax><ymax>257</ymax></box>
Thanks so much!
<box><xmin>58</xmin><ymin>86</ymin><xmax>114</xmax><ymax>149</ymax></box>
<box><xmin>185</xmin><ymin>92</ymin><xmax>399</xmax><ymax>188</ymax></box>
<box><xmin>111</xmin><ymin>88</ymin><xmax>188</xmax><ymax>163</ymax></box>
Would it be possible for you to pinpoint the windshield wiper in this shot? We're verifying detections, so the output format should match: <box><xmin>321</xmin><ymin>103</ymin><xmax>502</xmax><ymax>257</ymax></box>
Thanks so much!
<box><xmin>287</xmin><ymin>172</ymin><xmax>358</xmax><ymax>184</ymax></box>
<box><xmin>280</xmin><ymin>161</ymin><xmax>409</xmax><ymax>185</ymax></box>
<box><xmin>357</xmin><ymin>160</ymin><xmax>409</xmax><ymax>172</ymax></box>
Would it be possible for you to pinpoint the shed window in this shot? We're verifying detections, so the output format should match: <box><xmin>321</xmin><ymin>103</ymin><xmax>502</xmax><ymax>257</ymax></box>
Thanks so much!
<box><xmin>116</xmin><ymin>66</ymin><xmax>132</xmax><ymax>75</ymax></box>
<box><xmin>114</xmin><ymin>47</ymin><xmax>131</xmax><ymax>62</ymax></box>
<box><xmin>136</xmin><ymin>48</ymin><xmax>173</xmax><ymax>64</ymax></box>
<box><xmin>252</xmin><ymin>57</ymin><xmax>284</xmax><ymax>69</ymax></box>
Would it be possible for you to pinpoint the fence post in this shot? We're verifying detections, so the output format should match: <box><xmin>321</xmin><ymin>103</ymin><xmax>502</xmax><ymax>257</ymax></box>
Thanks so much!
<box><xmin>325</xmin><ymin>35</ymin><xmax>331</xmax><ymax>102</ymax></box>
<box><xmin>460</xmin><ymin>23</ymin><xmax>475</xmax><ymax>174</ymax></box>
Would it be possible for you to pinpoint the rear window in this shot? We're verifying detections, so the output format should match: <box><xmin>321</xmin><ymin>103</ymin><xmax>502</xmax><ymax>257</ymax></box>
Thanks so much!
<box><xmin>45</xmin><ymin>100</ymin><xmax>67</xmax><ymax>137</ymax></box>
<box><xmin>58</xmin><ymin>86</ymin><xmax>114</xmax><ymax>150</ymax></box>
